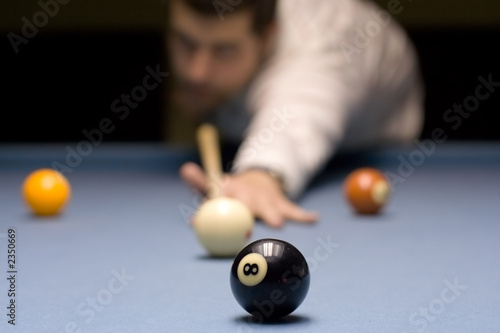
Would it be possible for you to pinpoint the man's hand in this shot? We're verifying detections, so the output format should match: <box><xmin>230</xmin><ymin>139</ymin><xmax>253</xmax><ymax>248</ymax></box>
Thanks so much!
<box><xmin>180</xmin><ymin>162</ymin><xmax>318</xmax><ymax>228</ymax></box>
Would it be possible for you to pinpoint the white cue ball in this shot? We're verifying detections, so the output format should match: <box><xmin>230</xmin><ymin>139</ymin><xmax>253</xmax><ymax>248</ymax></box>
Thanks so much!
<box><xmin>192</xmin><ymin>197</ymin><xmax>254</xmax><ymax>257</ymax></box>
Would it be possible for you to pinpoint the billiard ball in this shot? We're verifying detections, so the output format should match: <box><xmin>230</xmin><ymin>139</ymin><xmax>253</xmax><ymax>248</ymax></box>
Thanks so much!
<box><xmin>230</xmin><ymin>238</ymin><xmax>310</xmax><ymax>321</ymax></box>
<box><xmin>343</xmin><ymin>167</ymin><xmax>390</xmax><ymax>214</ymax></box>
<box><xmin>192</xmin><ymin>197</ymin><xmax>254</xmax><ymax>257</ymax></box>
<box><xmin>22</xmin><ymin>168</ymin><xmax>71</xmax><ymax>216</ymax></box>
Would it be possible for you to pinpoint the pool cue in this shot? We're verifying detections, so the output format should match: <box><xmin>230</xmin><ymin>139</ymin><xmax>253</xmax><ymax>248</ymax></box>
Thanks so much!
<box><xmin>196</xmin><ymin>123</ymin><xmax>223</xmax><ymax>199</ymax></box>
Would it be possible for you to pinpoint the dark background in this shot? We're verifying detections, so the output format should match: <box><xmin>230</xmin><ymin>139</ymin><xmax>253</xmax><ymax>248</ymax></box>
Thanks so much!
<box><xmin>1</xmin><ymin>0</ymin><xmax>499</xmax><ymax>143</ymax></box>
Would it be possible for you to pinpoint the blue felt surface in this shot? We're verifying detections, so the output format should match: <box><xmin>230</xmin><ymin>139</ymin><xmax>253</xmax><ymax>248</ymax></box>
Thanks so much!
<box><xmin>0</xmin><ymin>142</ymin><xmax>499</xmax><ymax>333</ymax></box>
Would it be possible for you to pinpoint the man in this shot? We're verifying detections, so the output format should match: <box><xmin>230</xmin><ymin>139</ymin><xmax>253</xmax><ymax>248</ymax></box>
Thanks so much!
<box><xmin>166</xmin><ymin>0</ymin><xmax>424</xmax><ymax>227</ymax></box>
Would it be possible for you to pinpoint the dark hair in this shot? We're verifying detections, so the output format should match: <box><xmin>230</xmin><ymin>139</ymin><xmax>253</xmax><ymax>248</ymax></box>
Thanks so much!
<box><xmin>169</xmin><ymin>0</ymin><xmax>277</xmax><ymax>35</ymax></box>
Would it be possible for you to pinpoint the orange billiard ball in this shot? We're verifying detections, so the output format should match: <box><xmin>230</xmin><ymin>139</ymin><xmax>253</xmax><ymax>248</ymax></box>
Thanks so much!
<box><xmin>343</xmin><ymin>167</ymin><xmax>391</xmax><ymax>215</ymax></box>
<box><xmin>22</xmin><ymin>168</ymin><xmax>71</xmax><ymax>216</ymax></box>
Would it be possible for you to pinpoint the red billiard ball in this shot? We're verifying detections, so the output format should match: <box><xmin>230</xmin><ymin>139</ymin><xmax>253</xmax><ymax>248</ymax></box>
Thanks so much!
<box><xmin>343</xmin><ymin>167</ymin><xmax>391</xmax><ymax>214</ymax></box>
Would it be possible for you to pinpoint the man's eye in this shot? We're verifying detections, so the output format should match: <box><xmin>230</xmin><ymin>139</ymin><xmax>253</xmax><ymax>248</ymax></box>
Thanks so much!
<box><xmin>173</xmin><ymin>33</ymin><xmax>197</xmax><ymax>53</ymax></box>
<box><xmin>180</xmin><ymin>38</ymin><xmax>196</xmax><ymax>52</ymax></box>
<box><xmin>215</xmin><ymin>46</ymin><xmax>236</xmax><ymax>59</ymax></box>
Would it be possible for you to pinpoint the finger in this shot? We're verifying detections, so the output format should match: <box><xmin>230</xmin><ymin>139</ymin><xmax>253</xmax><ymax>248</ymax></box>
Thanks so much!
<box><xmin>255</xmin><ymin>204</ymin><xmax>285</xmax><ymax>229</ymax></box>
<box><xmin>278</xmin><ymin>199</ymin><xmax>318</xmax><ymax>224</ymax></box>
<box><xmin>179</xmin><ymin>162</ymin><xmax>208</xmax><ymax>195</ymax></box>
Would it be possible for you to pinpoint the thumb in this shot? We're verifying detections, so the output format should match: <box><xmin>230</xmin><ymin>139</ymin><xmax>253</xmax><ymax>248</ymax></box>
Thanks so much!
<box><xmin>179</xmin><ymin>162</ymin><xmax>208</xmax><ymax>196</ymax></box>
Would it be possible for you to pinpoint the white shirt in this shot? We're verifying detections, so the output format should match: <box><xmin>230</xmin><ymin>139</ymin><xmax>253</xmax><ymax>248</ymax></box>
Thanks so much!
<box><xmin>213</xmin><ymin>0</ymin><xmax>424</xmax><ymax>198</ymax></box>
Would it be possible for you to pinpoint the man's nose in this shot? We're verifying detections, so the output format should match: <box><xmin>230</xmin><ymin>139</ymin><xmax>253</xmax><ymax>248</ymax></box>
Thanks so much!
<box><xmin>187</xmin><ymin>49</ymin><xmax>211</xmax><ymax>83</ymax></box>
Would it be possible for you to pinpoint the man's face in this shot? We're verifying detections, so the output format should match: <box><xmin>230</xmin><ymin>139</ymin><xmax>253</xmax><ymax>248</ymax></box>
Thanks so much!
<box><xmin>168</xmin><ymin>0</ymin><xmax>267</xmax><ymax>116</ymax></box>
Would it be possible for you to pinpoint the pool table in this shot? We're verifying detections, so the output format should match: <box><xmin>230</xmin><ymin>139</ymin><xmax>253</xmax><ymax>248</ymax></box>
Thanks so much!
<box><xmin>1</xmin><ymin>141</ymin><xmax>499</xmax><ymax>333</ymax></box>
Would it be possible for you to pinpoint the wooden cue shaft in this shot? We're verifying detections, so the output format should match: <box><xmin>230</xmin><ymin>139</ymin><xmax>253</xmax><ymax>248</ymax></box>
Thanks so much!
<box><xmin>196</xmin><ymin>123</ymin><xmax>223</xmax><ymax>199</ymax></box>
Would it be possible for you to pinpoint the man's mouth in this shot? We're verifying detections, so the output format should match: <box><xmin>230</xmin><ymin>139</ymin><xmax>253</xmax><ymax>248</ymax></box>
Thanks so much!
<box><xmin>186</xmin><ymin>84</ymin><xmax>211</xmax><ymax>99</ymax></box>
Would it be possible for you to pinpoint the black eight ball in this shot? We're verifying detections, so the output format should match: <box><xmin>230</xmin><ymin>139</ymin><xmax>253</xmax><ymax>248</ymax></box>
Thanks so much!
<box><xmin>230</xmin><ymin>238</ymin><xmax>310</xmax><ymax>320</ymax></box>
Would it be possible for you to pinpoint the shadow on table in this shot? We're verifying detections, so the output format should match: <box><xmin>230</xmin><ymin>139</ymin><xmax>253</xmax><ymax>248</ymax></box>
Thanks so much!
<box><xmin>233</xmin><ymin>314</ymin><xmax>312</xmax><ymax>326</ymax></box>
<box><xmin>194</xmin><ymin>254</ymin><xmax>236</xmax><ymax>261</ymax></box>
<box><xmin>349</xmin><ymin>210</ymin><xmax>396</xmax><ymax>223</ymax></box>
<box><xmin>21</xmin><ymin>212</ymin><xmax>67</xmax><ymax>223</ymax></box>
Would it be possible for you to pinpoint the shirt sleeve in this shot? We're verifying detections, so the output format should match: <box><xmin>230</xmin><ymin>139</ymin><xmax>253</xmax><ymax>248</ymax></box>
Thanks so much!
<box><xmin>231</xmin><ymin>0</ymin><xmax>424</xmax><ymax>198</ymax></box>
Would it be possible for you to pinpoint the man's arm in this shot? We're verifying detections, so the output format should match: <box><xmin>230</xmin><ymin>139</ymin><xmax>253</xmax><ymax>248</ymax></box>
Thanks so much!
<box><xmin>233</xmin><ymin>0</ymin><xmax>424</xmax><ymax>198</ymax></box>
